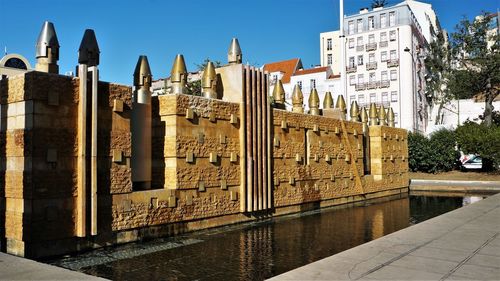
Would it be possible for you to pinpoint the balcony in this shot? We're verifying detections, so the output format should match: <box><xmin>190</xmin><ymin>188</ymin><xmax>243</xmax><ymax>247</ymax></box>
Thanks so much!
<box><xmin>366</xmin><ymin>82</ymin><xmax>378</xmax><ymax>90</ymax></box>
<box><xmin>366</xmin><ymin>42</ymin><xmax>377</xmax><ymax>51</ymax></box>
<box><xmin>379</xmin><ymin>41</ymin><xmax>388</xmax><ymax>48</ymax></box>
<box><xmin>355</xmin><ymin>83</ymin><xmax>366</xmax><ymax>91</ymax></box>
<box><xmin>379</xmin><ymin>80</ymin><xmax>390</xmax><ymax>88</ymax></box>
<box><xmin>356</xmin><ymin>45</ymin><xmax>364</xmax><ymax>52</ymax></box>
<box><xmin>346</xmin><ymin>66</ymin><xmax>357</xmax><ymax>73</ymax></box>
<box><xmin>387</xmin><ymin>59</ymin><xmax>399</xmax><ymax>68</ymax></box>
<box><xmin>366</xmin><ymin>62</ymin><xmax>378</xmax><ymax>70</ymax></box>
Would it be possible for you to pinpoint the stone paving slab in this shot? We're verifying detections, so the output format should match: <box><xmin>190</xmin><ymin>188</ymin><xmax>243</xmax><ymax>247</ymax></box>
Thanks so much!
<box><xmin>268</xmin><ymin>193</ymin><xmax>500</xmax><ymax>281</ymax></box>
<box><xmin>0</xmin><ymin>252</ymin><xmax>107</xmax><ymax>280</ymax></box>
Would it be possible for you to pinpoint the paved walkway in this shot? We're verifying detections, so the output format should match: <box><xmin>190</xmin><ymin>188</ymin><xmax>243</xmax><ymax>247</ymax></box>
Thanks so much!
<box><xmin>0</xmin><ymin>252</ymin><xmax>106</xmax><ymax>280</ymax></box>
<box><xmin>269</xmin><ymin>192</ymin><xmax>500</xmax><ymax>280</ymax></box>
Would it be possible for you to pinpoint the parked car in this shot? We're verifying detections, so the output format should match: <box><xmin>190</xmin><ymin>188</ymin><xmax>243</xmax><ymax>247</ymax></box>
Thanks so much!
<box><xmin>461</xmin><ymin>155</ymin><xmax>482</xmax><ymax>171</ymax></box>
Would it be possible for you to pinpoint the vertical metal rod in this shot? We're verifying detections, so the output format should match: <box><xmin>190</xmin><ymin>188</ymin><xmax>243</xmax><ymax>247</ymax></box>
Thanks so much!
<box><xmin>76</xmin><ymin>64</ymin><xmax>88</xmax><ymax>237</ymax></box>
<box><xmin>261</xmin><ymin>70</ymin><xmax>267</xmax><ymax>210</ymax></box>
<box><xmin>239</xmin><ymin>67</ymin><xmax>247</xmax><ymax>213</ymax></box>
<box><xmin>245</xmin><ymin>65</ymin><xmax>253</xmax><ymax>212</ymax></box>
<box><xmin>251</xmin><ymin>68</ymin><xmax>258</xmax><ymax>211</ymax></box>
<box><xmin>256</xmin><ymin>69</ymin><xmax>263</xmax><ymax>211</ymax></box>
<box><xmin>265</xmin><ymin>73</ymin><xmax>272</xmax><ymax>209</ymax></box>
<box><xmin>90</xmin><ymin>66</ymin><xmax>98</xmax><ymax>236</ymax></box>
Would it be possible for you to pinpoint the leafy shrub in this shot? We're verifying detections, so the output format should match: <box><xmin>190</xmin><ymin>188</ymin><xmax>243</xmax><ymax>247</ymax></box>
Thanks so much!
<box><xmin>455</xmin><ymin>121</ymin><xmax>500</xmax><ymax>170</ymax></box>
<box><xmin>408</xmin><ymin>129</ymin><xmax>457</xmax><ymax>173</ymax></box>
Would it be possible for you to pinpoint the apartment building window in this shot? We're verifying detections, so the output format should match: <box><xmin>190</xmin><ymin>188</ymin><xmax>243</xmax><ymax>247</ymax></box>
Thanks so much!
<box><xmin>380</xmin><ymin>32</ymin><xmax>387</xmax><ymax>42</ymax></box>
<box><xmin>349</xmin><ymin>38</ymin><xmax>355</xmax><ymax>49</ymax></box>
<box><xmin>358</xmin><ymin>74</ymin><xmax>364</xmax><ymax>84</ymax></box>
<box><xmin>382</xmin><ymin>92</ymin><xmax>389</xmax><ymax>103</ymax></box>
<box><xmin>357</xmin><ymin>19</ymin><xmax>363</xmax><ymax>32</ymax></box>
<box><xmin>327</xmin><ymin>54</ymin><xmax>333</xmax><ymax>65</ymax></box>
<box><xmin>349</xmin><ymin>57</ymin><xmax>355</xmax><ymax>67</ymax></box>
<box><xmin>310</xmin><ymin>79</ymin><xmax>316</xmax><ymax>89</ymax></box>
<box><xmin>389</xmin><ymin>30</ymin><xmax>396</xmax><ymax>41</ymax></box>
<box><xmin>358</xmin><ymin>55</ymin><xmax>364</xmax><ymax>65</ymax></box>
<box><xmin>389</xmin><ymin>12</ymin><xmax>396</xmax><ymax>26</ymax></box>
<box><xmin>297</xmin><ymin>81</ymin><xmax>302</xmax><ymax>90</ymax></box>
<box><xmin>391</xmin><ymin>91</ymin><xmax>398</xmax><ymax>102</ymax></box>
<box><xmin>380</xmin><ymin>13</ymin><xmax>387</xmax><ymax>28</ymax></box>
<box><xmin>357</xmin><ymin>36</ymin><xmax>363</xmax><ymax>46</ymax></box>
<box><xmin>390</xmin><ymin>70</ymin><xmax>397</xmax><ymax>80</ymax></box>
<box><xmin>381</xmin><ymin>71</ymin><xmax>388</xmax><ymax>81</ymax></box>
<box><xmin>348</xmin><ymin>21</ymin><xmax>355</xmax><ymax>34</ymax></box>
<box><xmin>359</xmin><ymin>94</ymin><xmax>365</xmax><ymax>104</ymax></box>
<box><xmin>394</xmin><ymin>112</ymin><xmax>399</xmax><ymax>124</ymax></box>
<box><xmin>349</xmin><ymin>75</ymin><xmax>356</xmax><ymax>85</ymax></box>
<box><xmin>369</xmin><ymin>53</ymin><xmax>375</xmax><ymax>63</ymax></box>
<box><xmin>369</xmin><ymin>72</ymin><xmax>376</xmax><ymax>82</ymax></box>
<box><xmin>370</xmin><ymin>93</ymin><xmax>377</xmax><ymax>103</ymax></box>
<box><xmin>273</xmin><ymin>74</ymin><xmax>278</xmax><ymax>83</ymax></box>
<box><xmin>390</xmin><ymin>50</ymin><xmax>397</xmax><ymax>60</ymax></box>
<box><xmin>368</xmin><ymin>34</ymin><xmax>375</xmax><ymax>44</ymax></box>
<box><xmin>350</xmin><ymin>95</ymin><xmax>356</xmax><ymax>102</ymax></box>
<box><xmin>327</xmin><ymin>38</ymin><xmax>332</xmax><ymax>51</ymax></box>
<box><xmin>368</xmin><ymin>16</ymin><xmax>375</xmax><ymax>30</ymax></box>
<box><xmin>381</xmin><ymin>51</ymin><xmax>387</xmax><ymax>62</ymax></box>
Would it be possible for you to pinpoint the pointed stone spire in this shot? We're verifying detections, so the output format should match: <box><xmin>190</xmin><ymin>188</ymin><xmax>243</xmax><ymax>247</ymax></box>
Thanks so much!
<box><xmin>35</xmin><ymin>21</ymin><xmax>60</xmax><ymax>73</ymax></box>
<box><xmin>133</xmin><ymin>55</ymin><xmax>152</xmax><ymax>88</ymax></box>
<box><xmin>361</xmin><ymin>107</ymin><xmax>369</xmax><ymax>133</ymax></box>
<box><xmin>78</xmin><ymin>29</ymin><xmax>100</xmax><ymax>67</ymax></box>
<box><xmin>350</xmin><ymin>101</ymin><xmax>360</xmax><ymax>121</ymax></box>
<box><xmin>309</xmin><ymin>88</ymin><xmax>320</xmax><ymax>115</ymax></box>
<box><xmin>272</xmin><ymin>80</ymin><xmax>286</xmax><ymax>108</ymax></box>
<box><xmin>201</xmin><ymin>61</ymin><xmax>218</xmax><ymax>99</ymax></box>
<box><xmin>227</xmin><ymin>38</ymin><xmax>242</xmax><ymax>65</ymax></box>
<box><xmin>335</xmin><ymin>95</ymin><xmax>347</xmax><ymax>114</ymax></box>
<box><xmin>323</xmin><ymin>91</ymin><xmax>334</xmax><ymax>109</ymax></box>
<box><xmin>369</xmin><ymin>103</ymin><xmax>379</xmax><ymax>126</ymax></box>
<box><xmin>170</xmin><ymin>54</ymin><xmax>188</xmax><ymax>95</ymax></box>
<box><xmin>387</xmin><ymin>107</ymin><xmax>395</xmax><ymax>127</ymax></box>
<box><xmin>292</xmin><ymin>85</ymin><xmax>304</xmax><ymax>113</ymax></box>
<box><xmin>378</xmin><ymin>105</ymin><xmax>387</xmax><ymax>126</ymax></box>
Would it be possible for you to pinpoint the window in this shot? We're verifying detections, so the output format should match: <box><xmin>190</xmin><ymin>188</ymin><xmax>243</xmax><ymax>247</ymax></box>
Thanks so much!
<box><xmin>389</xmin><ymin>30</ymin><xmax>396</xmax><ymax>41</ymax></box>
<box><xmin>349</xmin><ymin>38</ymin><xmax>355</xmax><ymax>49</ymax></box>
<box><xmin>357</xmin><ymin>19</ymin><xmax>363</xmax><ymax>32</ymax></box>
<box><xmin>369</xmin><ymin>72</ymin><xmax>376</xmax><ymax>82</ymax></box>
<box><xmin>391</xmin><ymin>91</ymin><xmax>398</xmax><ymax>102</ymax></box>
<box><xmin>381</xmin><ymin>71</ymin><xmax>388</xmax><ymax>81</ymax></box>
<box><xmin>389</xmin><ymin>12</ymin><xmax>396</xmax><ymax>26</ymax></box>
<box><xmin>390</xmin><ymin>70</ymin><xmax>397</xmax><ymax>80</ymax></box>
<box><xmin>350</xmin><ymin>95</ymin><xmax>356</xmax><ymax>102</ymax></box>
<box><xmin>273</xmin><ymin>74</ymin><xmax>278</xmax><ymax>83</ymax></box>
<box><xmin>368</xmin><ymin>16</ymin><xmax>375</xmax><ymax>30</ymax></box>
<box><xmin>349</xmin><ymin>57</ymin><xmax>355</xmax><ymax>67</ymax></box>
<box><xmin>348</xmin><ymin>21</ymin><xmax>354</xmax><ymax>34</ymax></box>
<box><xmin>380</xmin><ymin>13</ymin><xmax>387</xmax><ymax>28</ymax></box>
<box><xmin>297</xmin><ymin>81</ymin><xmax>302</xmax><ymax>89</ymax></box>
<box><xmin>327</xmin><ymin>38</ymin><xmax>332</xmax><ymax>51</ymax></box>
<box><xmin>368</xmin><ymin>34</ymin><xmax>375</xmax><ymax>44</ymax></box>
<box><xmin>357</xmin><ymin>55</ymin><xmax>364</xmax><ymax>65</ymax></box>
<box><xmin>390</xmin><ymin>50</ymin><xmax>397</xmax><ymax>60</ymax></box>
<box><xmin>382</xmin><ymin>92</ymin><xmax>388</xmax><ymax>103</ymax></box>
<box><xmin>359</xmin><ymin>94</ymin><xmax>365</xmax><ymax>104</ymax></box>
<box><xmin>381</xmin><ymin>51</ymin><xmax>387</xmax><ymax>62</ymax></box>
<box><xmin>357</xmin><ymin>36</ymin><xmax>363</xmax><ymax>46</ymax></box>
<box><xmin>394</xmin><ymin>112</ymin><xmax>399</xmax><ymax>124</ymax></box>
<box><xmin>327</xmin><ymin>54</ymin><xmax>333</xmax><ymax>65</ymax></box>
<box><xmin>349</xmin><ymin>75</ymin><xmax>356</xmax><ymax>85</ymax></box>
<box><xmin>380</xmin><ymin>32</ymin><xmax>387</xmax><ymax>42</ymax></box>
<box><xmin>369</xmin><ymin>53</ymin><xmax>375</xmax><ymax>63</ymax></box>
<box><xmin>358</xmin><ymin>74</ymin><xmax>364</xmax><ymax>84</ymax></box>
<box><xmin>310</xmin><ymin>79</ymin><xmax>316</xmax><ymax>89</ymax></box>
<box><xmin>370</xmin><ymin>93</ymin><xmax>377</xmax><ymax>103</ymax></box>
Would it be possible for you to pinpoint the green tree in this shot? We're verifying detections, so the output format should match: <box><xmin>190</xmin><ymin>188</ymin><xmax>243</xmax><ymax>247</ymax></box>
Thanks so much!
<box><xmin>186</xmin><ymin>58</ymin><xmax>222</xmax><ymax>96</ymax></box>
<box><xmin>371</xmin><ymin>0</ymin><xmax>388</xmax><ymax>9</ymax></box>
<box><xmin>449</xmin><ymin>12</ymin><xmax>500</xmax><ymax>126</ymax></box>
<box><xmin>455</xmin><ymin>121</ymin><xmax>500</xmax><ymax>170</ymax></box>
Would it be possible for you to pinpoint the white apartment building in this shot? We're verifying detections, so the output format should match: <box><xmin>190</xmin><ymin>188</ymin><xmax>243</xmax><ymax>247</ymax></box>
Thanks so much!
<box><xmin>289</xmin><ymin>67</ymin><xmax>340</xmax><ymax>112</ymax></box>
<box><xmin>321</xmin><ymin>0</ymin><xmax>442</xmax><ymax>132</ymax></box>
<box><xmin>319</xmin><ymin>30</ymin><xmax>341</xmax><ymax>75</ymax></box>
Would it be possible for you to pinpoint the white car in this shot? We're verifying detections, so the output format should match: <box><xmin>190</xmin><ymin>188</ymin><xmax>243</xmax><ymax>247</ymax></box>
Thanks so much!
<box><xmin>461</xmin><ymin>155</ymin><xmax>482</xmax><ymax>170</ymax></box>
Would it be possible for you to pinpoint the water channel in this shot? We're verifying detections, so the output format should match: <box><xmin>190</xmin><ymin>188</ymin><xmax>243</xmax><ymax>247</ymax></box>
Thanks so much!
<box><xmin>49</xmin><ymin>193</ymin><xmax>487</xmax><ymax>281</ymax></box>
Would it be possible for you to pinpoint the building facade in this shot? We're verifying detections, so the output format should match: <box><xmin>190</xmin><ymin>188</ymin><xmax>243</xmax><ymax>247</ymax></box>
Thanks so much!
<box><xmin>319</xmin><ymin>30</ymin><xmax>341</xmax><ymax>75</ymax></box>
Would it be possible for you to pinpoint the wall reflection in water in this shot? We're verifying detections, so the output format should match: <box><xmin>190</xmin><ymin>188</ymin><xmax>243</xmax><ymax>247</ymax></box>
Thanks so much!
<box><xmin>80</xmin><ymin>195</ymin><xmax>465</xmax><ymax>281</ymax></box>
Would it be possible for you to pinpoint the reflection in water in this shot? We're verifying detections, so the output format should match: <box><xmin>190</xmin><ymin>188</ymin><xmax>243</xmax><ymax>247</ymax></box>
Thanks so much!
<box><xmin>59</xmin><ymin>195</ymin><xmax>467</xmax><ymax>281</ymax></box>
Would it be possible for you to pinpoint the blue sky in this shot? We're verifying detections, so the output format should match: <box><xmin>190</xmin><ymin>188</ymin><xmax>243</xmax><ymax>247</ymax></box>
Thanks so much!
<box><xmin>0</xmin><ymin>0</ymin><xmax>498</xmax><ymax>85</ymax></box>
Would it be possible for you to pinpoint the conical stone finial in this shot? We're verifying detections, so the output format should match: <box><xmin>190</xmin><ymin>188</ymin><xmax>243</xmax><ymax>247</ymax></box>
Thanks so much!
<box><xmin>201</xmin><ymin>61</ymin><xmax>218</xmax><ymax>99</ymax></box>
<box><xmin>361</xmin><ymin>107</ymin><xmax>369</xmax><ymax>134</ymax></box>
<box><xmin>387</xmin><ymin>107</ymin><xmax>395</xmax><ymax>127</ymax></box>
<box><xmin>350</xmin><ymin>101</ymin><xmax>360</xmax><ymax>121</ymax></box>
<box><xmin>273</xmin><ymin>80</ymin><xmax>286</xmax><ymax>108</ymax></box>
<box><xmin>323</xmin><ymin>91</ymin><xmax>334</xmax><ymax>109</ymax></box>
<box><xmin>369</xmin><ymin>103</ymin><xmax>379</xmax><ymax>126</ymax></box>
<box><xmin>309</xmin><ymin>88</ymin><xmax>320</xmax><ymax>115</ymax></box>
<box><xmin>35</xmin><ymin>21</ymin><xmax>60</xmax><ymax>73</ymax></box>
<box><xmin>133</xmin><ymin>55</ymin><xmax>152</xmax><ymax>87</ymax></box>
<box><xmin>292</xmin><ymin>85</ymin><xmax>304</xmax><ymax>113</ymax></box>
<box><xmin>227</xmin><ymin>38</ymin><xmax>242</xmax><ymax>65</ymax></box>
<box><xmin>378</xmin><ymin>105</ymin><xmax>387</xmax><ymax>126</ymax></box>
<box><xmin>335</xmin><ymin>95</ymin><xmax>347</xmax><ymax>114</ymax></box>
<box><xmin>78</xmin><ymin>29</ymin><xmax>100</xmax><ymax>67</ymax></box>
<box><xmin>170</xmin><ymin>54</ymin><xmax>187</xmax><ymax>95</ymax></box>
